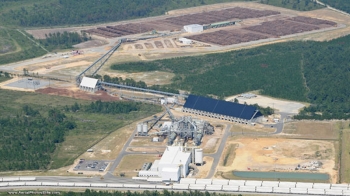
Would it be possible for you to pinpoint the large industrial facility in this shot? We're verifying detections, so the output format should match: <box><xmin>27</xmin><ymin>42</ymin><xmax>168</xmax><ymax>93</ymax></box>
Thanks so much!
<box><xmin>138</xmin><ymin>145</ymin><xmax>203</xmax><ymax>181</ymax></box>
<box><xmin>183</xmin><ymin>94</ymin><xmax>262</xmax><ymax>124</ymax></box>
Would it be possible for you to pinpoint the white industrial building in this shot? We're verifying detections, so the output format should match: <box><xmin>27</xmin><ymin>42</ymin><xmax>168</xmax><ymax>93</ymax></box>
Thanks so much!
<box><xmin>79</xmin><ymin>77</ymin><xmax>99</xmax><ymax>92</ymax></box>
<box><xmin>184</xmin><ymin>24</ymin><xmax>203</xmax><ymax>33</ymax></box>
<box><xmin>138</xmin><ymin>146</ymin><xmax>202</xmax><ymax>181</ymax></box>
<box><xmin>179</xmin><ymin>38</ymin><xmax>192</xmax><ymax>45</ymax></box>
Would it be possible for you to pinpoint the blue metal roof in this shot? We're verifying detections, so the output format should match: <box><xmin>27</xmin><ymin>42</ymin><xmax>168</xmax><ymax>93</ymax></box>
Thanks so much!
<box><xmin>183</xmin><ymin>95</ymin><xmax>259</xmax><ymax>120</ymax></box>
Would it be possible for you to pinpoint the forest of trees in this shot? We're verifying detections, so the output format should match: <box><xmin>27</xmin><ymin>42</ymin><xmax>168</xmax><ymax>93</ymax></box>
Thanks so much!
<box><xmin>0</xmin><ymin>90</ymin><xmax>161</xmax><ymax>171</ymax></box>
<box><xmin>0</xmin><ymin>0</ymin><xmax>252</xmax><ymax>27</ymax></box>
<box><xmin>62</xmin><ymin>190</ymin><xmax>243</xmax><ymax>196</ymax></box>
<box><xmin>320</xmin><ymin>0</ymin><xmax>350</xmax><ymax>14</ymax></box>
<box><xmin>0</xmin><ymin>106</ymin><xmax>76</xmax><ymax>171</ymax></box>
<box><xmin>260</xmin><ymin>0</ymin><xmax>324</xmax><ymax>11</ymax></box>
<box><xmin>95</xmin><ymin>74</ymin><xmax>179</xmax><ymax>94</ymax></box>
<box><xmin>111</xmin><ymin>35</ymin><xmax>350</xmax><ymax>120</ymax></box>
<box><xmin>39</xmin><ymin>32</ymin><xmax>89</xmax><ymax>51</ymax></box>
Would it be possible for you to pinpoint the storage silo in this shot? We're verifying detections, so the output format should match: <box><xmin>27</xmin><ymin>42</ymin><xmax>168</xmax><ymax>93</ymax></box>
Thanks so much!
<box><xmin>137</xmin><ymin>124</ymin><xmax>142</xmax><ymax>135</ymax></box>
<box><xmin>195</xmin><ymin>149</ymin><xmax>203</xmax><ymax>165</ymax></box>
<box><xmin>142</xmin><ymin>123</ymin><xmax>148</xmax><ymax>134</ymax></box>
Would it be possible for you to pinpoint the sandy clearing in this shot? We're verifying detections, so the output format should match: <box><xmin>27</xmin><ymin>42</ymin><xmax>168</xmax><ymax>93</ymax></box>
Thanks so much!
<box><xmin>217</xmin><ymin>137</ymin><xmax>336</xmax><ymax>183</ymax></box>
<box><xmin>194</xmin><ymin>156</ymin><xmax>214</xmax><ymax>178</ymax></box>
<box><xmin>225</xmin><ymin>94</ymin><xmax>306</xmax><ymax>114</ymax></box>
<box><xmin>0</xmin><ymin>77</ymin><xmax>35</xmax><ymax>92</ymax></box>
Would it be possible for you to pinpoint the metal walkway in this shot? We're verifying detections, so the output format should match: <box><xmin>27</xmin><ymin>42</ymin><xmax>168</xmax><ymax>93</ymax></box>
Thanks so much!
<box><xmin>76</xmin><ymin>39</ymin><xmax>124</xmax><ymax>84</ymax></box>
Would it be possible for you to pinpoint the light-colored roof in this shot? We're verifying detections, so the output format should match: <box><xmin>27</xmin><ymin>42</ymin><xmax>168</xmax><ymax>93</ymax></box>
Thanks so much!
<box><xmin>179</xmin><ymin>38</ymin><xmax>192</xmax><ymax>42</ymax></box>
<box><xmin>159</xmin><ymin>146</ymin><xmax>191</xmax><ymax>165</ymax></box>
<box><xmin>162</xmin><ymin>167</ymin><xmax>180</xmax><ymax>172</ymax></box>
<box><xmin>80</xmin><ymin>77</ymin><xmax>98</xmax><ymax>88</ymax></box>
<box><xmin>184</xmin><ymin>24</ymin><xmax>202</xmax><ymax>28</ymax></box>
<box><xmin>151</xmin><ymin>160</ymin><xmax>160</xmax><ymax>170</ymax></box>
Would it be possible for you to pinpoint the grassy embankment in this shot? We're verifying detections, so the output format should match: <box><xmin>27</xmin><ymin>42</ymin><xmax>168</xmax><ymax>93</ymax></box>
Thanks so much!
<box><xmin>0</xmin><ymin>89</ymin><xmax>161</xmax><ymax>171</ymax></box>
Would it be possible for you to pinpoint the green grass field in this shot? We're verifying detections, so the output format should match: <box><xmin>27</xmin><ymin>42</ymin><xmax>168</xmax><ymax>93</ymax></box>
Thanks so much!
<box><xmin>0</xmin><ymin>89</ymin><xmax>161</xmax><ymax>169</ymax></box>
<box><xmin>340</xmin><ymin>122</ymin><xmax>350</xmax><ymax>183</ymax></box>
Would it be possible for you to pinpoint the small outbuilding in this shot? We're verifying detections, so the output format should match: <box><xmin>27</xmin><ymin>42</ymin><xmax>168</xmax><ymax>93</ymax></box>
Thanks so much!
<box><xmin>179</xmin><ymin>38</ymin><xmax>192</xmax><ymax>45</ymax></box>
<box><xmin>79</xmin><ymin>76</ymin><xmax>99</xmax><ymax>92</ymax></box>
<box><xmin>184</xmin><ymin>24</ymin><xmax>203</xmax><ymax>33</ymax></box>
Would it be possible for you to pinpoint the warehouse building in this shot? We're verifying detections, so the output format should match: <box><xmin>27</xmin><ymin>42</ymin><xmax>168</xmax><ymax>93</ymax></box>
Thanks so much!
<box><xmin>138</xmin><ymin>146</ymin><xmax>192</xmax><ymax>181</ymax></box>
<box><xmin>184</xmin><ymin>24</ymin><xmax>203</xmax><ymax>33</ymax></box>
<box><xmin>183</xmin><ymin>95</ymin><xmax>262</xmax><ymax>124</ymax></box>
<box><xmin>79</xmin><ymin>77</ymin><xmax>99</xmax><ymax>92</ymax></box>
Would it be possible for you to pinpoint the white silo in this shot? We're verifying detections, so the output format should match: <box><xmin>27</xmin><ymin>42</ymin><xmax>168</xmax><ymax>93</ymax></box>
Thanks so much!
<box><xmin>137</xmin><ymin>124</ymin><xmax>142</xmax><ymax>134</ymax></box>
<box><xmin>142</xmin><ymin>123</ymin><xmax>148</xmax><ymax>134</ymax></box>
<box><xmin>195</xmin><ymin>148</ymin><xmax>203</xmax><ymax>165</ymax></box>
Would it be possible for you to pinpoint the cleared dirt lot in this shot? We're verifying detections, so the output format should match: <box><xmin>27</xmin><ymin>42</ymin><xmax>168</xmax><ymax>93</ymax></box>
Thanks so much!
<box><xmin>217</xmin><ymin>137</ymin><xmax>337</xmax><ymax>183</ymax></box>
<box><xmin>226</xmin><ymin>94</ymin><xmax>306</xmax><ymax>114</ymax></box>
<box><xmin>282</xmin><ymin>121</ymin><xmax>339</xmax><ymax>140</ymax></box>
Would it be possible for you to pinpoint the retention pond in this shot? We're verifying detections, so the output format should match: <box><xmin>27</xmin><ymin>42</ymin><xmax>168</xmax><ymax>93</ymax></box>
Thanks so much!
<box><xmin>233</xmin><ymin>171</ymin><xmax>329</xmax><ymax>181</ymax></box>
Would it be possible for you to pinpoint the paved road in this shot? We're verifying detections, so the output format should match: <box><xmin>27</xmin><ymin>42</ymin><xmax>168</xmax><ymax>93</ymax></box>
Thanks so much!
<box><xmin>107</xmin><ymin>126</ymin><xmax>138</xmax><ymax>174</ymax></box>
<box><xmin>205</xmin><ymin>124</ymin><xmax>232</xmax><ymax>179</ymax></box>
<box><xmin>34</xmin><ymin>176</ymin><xmax>151</xmax><ymax>184</ymax></box>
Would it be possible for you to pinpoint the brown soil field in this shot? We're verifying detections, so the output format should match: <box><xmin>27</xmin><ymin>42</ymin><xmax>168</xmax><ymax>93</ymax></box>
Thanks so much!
<box><xmin>282</xmin><ymin>121</ymin><xmax>339</xmax><ymax>140</ymax></box>
<box><xmin>217</xmin><ymin>137</ymin><xmax>337</xmax><ymax>183</ymax></box>
<box><xmin>36</xmin><ymin>88</ymin><xmax>120</xmax><ymax>101</ymax></box>
<box><xmin>164</xmin><ymin>40</ymin><xmax>174</xmax><ymax>48</ymax></box>
<box><xmin>135</xmin><ymin>44</ymin><xmax>143</xmax><ymax>49</ymax></box>
<box><xmin>154</xmin><ymin>41</ymin><xmax>164</xmax><ymax>49</ymax></box>
<box><xmin>144</xmin><ymin>43</ymin><xmax>154</xmax><ymax>49</ymax></box>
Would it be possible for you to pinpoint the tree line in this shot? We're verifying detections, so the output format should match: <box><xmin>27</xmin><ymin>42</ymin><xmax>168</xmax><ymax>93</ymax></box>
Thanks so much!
<box><xmin>260</xmin><ymin>0</ymin><xmax>323</xmax><ymax>11</ymax></box>
<box><xmin>39</xmin><ymin>31</ymin><xmax>89</xmax><ymax>51</ymax></box>
<box><xmin>320</xmin><ymin>0</ymin><xmax>350</xmax><ymax>14</ymax></box>
<box><xmin>111</xmin><ymin>35</ymin><xmax>350</xmax><ymax>120</ymax></box>
<box><xmin>0</xmin><ymin>106</ymin><xmax>76</xmax><ymax>171</ymax></box>
<box><xmin>1</xmin><ymin>0</ymin><xmax>252</xmax><ymax>27</ymax></box>
<box><xmin>95</xmin><ymin>74</ymin><xmax>179</xmax><ymax>94</ymax></box>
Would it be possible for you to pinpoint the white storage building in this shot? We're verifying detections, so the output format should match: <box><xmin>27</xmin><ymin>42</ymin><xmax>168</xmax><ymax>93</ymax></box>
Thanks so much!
<box><xmin>138</xmin><ymin>146</ymin><xmax>192</xmax><ymax>182</ymax></box>
<box><xmin>179</xmin><ymin>38</ymin><xmax>192</xmax><ymax>45</ymax></box>
<box><xmin>184</xmin><ymin>24</ymin><xmax>203</xmax><ymax>33</ymax></box>
<box><xmin>79</xmin><ymin>77</ymin><xmax>99</xmax><ymax>92</ymax></box>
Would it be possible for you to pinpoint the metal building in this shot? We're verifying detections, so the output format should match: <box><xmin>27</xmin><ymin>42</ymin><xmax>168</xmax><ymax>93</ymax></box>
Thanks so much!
<box><xmin>184</xmin><ymin>24</ymin><xmax>203</xmax><ymax>33</ymax></box>
<box><xmin>79</xmin><ymin>77</ymin><xmax>99</xmax><ymax>92</ymax></box>
<box><xmin>183</xmin><ymin>94</ymin><xmax>262</xmax><ymax>124</ymax></box>
<box><xmin>138</xmin><ymin>146</ymin><xmax>192</xmax><ymax>181</ymax></box>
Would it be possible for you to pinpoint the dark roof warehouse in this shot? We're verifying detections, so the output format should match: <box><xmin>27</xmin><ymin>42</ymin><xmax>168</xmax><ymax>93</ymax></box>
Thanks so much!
<box><xmin>183</xmin><ymin>95</ymin><xmax>261</xmax><ymax>120</ymax></box>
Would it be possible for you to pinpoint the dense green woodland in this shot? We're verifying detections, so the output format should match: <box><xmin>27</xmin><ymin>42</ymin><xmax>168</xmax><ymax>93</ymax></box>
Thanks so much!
<box><xmin>320</xmin><ymin>0</ymin><xmax>350</xmax><ymax>14</ymax></box>
<box><xmin>112</xmin><ymin>35</ymin><xmax>350</xmax><ymax>120</ymax></box>
<box><xmin>0</xmin><ymin>106</ymin><xmax>75</xmax><ymax>171</ymax></box>
<box><xmin>59</xmin><ymin>190</ymin><xmax>242</xmax><ymax>196</ymax></box>
<box><xmin>0</xmin><ymin>0</ymin><xmax>251</xmax><ymax>27</ymax></box>
<box><xmin>95</xmin><ymin>74</ymin><xmax>180</xmax><ymax>94</ymax></box>
<box><xmin>39</xmin><ymin>32</ymin><xmax>89</xmax><ymax>51</ymax></box>
<box><xmin>260</xmin><ymin>0</ymin><xmax>324</xmax><ymax>11</ymax></box>
<box><xmin>0</xmin><ymin>89</ymin><xmax>161</xmax><ymax>171</ymax></box>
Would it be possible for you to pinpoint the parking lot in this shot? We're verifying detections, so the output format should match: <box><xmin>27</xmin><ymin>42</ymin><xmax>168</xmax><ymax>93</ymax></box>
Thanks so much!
<box><xmin>73</xmin><ymin>159</ymin><xmax>110</xmax><ymax>172</ymax></box>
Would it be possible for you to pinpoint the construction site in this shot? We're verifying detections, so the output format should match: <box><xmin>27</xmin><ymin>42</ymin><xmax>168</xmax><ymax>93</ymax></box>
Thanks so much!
<box><xmin>0</xmin><ymin>0</ymin><xmax>349</xmax><ymax>186</ymax></box>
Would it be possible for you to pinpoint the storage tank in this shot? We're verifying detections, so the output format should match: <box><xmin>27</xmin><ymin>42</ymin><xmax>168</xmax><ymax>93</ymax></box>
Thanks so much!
<box><xmin>142</xmin><ymin>124</ymin><xmax>148</xmax><ymax>134</ymax></box>
<box><xmin>195</xmin><ymin>133</ymin><xmax>203</xmax><ymax>146</ymax></box>
<box><xmin>195</xmin><ymin>149</ymin><xmax>203</xmax><ymax>165</ymax></box>
<box><xmin>168</xmin><ymin>132</ymin><xmax>177</xmax><ymax>145</ymax></box>
<box><xmin>137</xmin><ymin>124</ymin><xmax>142</xmax><ymax>134</ymax></box>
